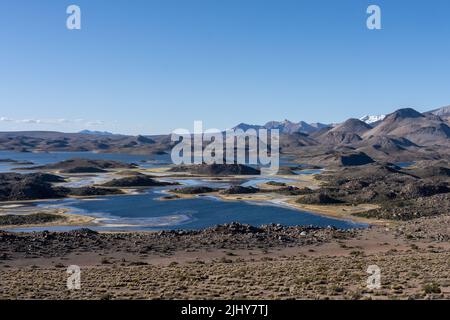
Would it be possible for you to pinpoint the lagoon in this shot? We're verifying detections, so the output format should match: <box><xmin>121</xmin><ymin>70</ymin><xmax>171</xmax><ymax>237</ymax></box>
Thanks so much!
<box><xmin>1</xmin><ymin>150</ymin><xmax>367</xmax><ymax>232</ymax></box>
<box><xmin>10</xmin><ymin>188</ymin><xmax>366</xmax><ymax>232</ymax></box>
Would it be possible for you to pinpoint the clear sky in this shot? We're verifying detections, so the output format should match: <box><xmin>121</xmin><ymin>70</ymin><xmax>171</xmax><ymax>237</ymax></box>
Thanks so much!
<box><xmin>1</xmin><ymin>0</ymin><xmax>450</xmax><ymax>135</ymax></box>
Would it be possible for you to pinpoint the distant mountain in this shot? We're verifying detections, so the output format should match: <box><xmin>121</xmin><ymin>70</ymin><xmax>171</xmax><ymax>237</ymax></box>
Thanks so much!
<box><xmin>0</xmin><ymin>131</ymin><xmax>169</xmax><ymax>154</ymax></box>
<box><xmin>234</xmin><ymin>120</ymin><xmax>329</xmax><ymax>134</ymax></box>
<box><xmin>79</xmin><ymin>130</ymin><xmax>114</xmax><ymax>136</ymax></box>
<box><xmin>428</xmin><ymin>105</ymin><xmax>450</xmax><ymax>117</ymax></box>
<box><xmin>427</xmin><ymin>105</ymin><xmax>450</xmax><ymax>125</ymax></box>
<box><xmin>360</xmin><ymin>114</ymin><xmax>386</xmax><ymax>124</ymax></box>
<box><xmin>135</xmin><ymin>135</ymin><xmax>156</xmax><ymax>144</ymax></box>
<box><xmin>309</xmin><ymin>122</ymin><xmax>330</xmax><ymax>130</ymax></box>
<box><xmin>363</xmin><ymin>108</ymin><xmax>450</xmax><ymax>145</ymax></box>
<box><xmin>232</xmin><ymin>123</ymin><xmax>264</xmax><ymax>131</ymax></box>
<box><xmin>310</xmin><ymin>118</ymin><xmax>370</xmax><ymax>145</ymax></box>
<box><xmin>279</xmin><ymin>132</ymin><xmax>318</xmax><ymax>150</ymax></box>
<box><xmin>264</xmin><ymin>120</ymin><xmax>314</xmax><ymax>134</ymax></box>
<box><xmin>1</xmin><ymin>104</ymin><xmax>449</xmax><ymax>163</ymax></box>
<box><xmin>330</xmin><ymin>118</ymin><xmax>372</xmax><ymax>134</ymax></box>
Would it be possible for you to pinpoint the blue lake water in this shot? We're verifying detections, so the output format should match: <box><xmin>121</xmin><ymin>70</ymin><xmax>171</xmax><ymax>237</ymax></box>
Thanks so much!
<box><xmin>9</xmin><ymin>188</ymin><xmax>366</xmax><ymax>232</ymax></box>
<box><xmin>1</xmin><ymin>151</ymin><xmax>367</xmax><ymax>232</ymax></box>
<box><xmin>395</xmin><ymin>162</ymin><xmax>415</xmax><ymax>168</ymax></box>
<box><xmin>293</xmin><ymin>169</ymin><xmax>323</xmax><ymax>175</ymax></box>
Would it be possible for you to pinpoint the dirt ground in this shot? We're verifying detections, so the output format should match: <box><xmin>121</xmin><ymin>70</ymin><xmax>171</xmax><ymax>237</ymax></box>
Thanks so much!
<box><xmin>1</xmin><ymin>214</ymin><xmax>449</xmax><ymax>300</ymax></box>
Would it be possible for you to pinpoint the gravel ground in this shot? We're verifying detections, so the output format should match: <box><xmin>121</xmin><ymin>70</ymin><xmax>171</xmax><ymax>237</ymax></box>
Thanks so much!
<box><xmin>0</xmin><ymin>218</ymin><xmax>449</xmax><ymax>300</ymax></box>
<box><xmin>1</xmin><ymin>249</ymin><xmax>448</xmax><ymax>300</ymax></box>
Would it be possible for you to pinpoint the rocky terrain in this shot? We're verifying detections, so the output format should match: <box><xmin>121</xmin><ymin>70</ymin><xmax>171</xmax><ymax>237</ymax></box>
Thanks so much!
<box><xmin>0</xmin><ymin>105</ymin><xmax>449</xmax><ymax>300</ymax></box>
<box><xmin>0</xmin><ymin>219</ymin><xmax>448</xmax><ymax>300</ymax></box>
<box><xmin>23</xmin><ymin>158</ymin><xmax>137</xmax><ymax>173</ymax></box>
<box><xmin>101</xmin><ymin>176</ymin><xmax>178</xmax><ymax>188</ymax></box>
<box><xmin>172</xmin><ymin>186</ymin><xmax>219</xmax><ymax>194</ymax></box>
<box><xmin>295</xmin><ymin>160</ymin><xmax>450</xmax><ymax>220</ymax></box>
<box><xmin>221</xmin><ymin>186</ymin><xmax>260</xmax><ymax>195</ymax></box>
<box><xmin>0</xmin><ymin>223</ymin><xmax>354</xmax><ymax>259</ymax></box>
<box><xmin>169</xmin><ymin>163</ymin><xmax>261</xmax><ymax>176</ymax></box>
<box><xmin>0</xmin><ymin>172</ymin><xmax>123</xmax><ymax>201</ymax></box>
<box><xmin>0</xmin><ymin>213</ymin><xmax>64</xmax><ymax>226</ymax></box>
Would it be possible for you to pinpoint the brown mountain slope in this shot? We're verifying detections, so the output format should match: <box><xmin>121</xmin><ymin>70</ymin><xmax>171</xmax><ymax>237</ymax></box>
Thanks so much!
<box><xmin>363</xmin><ymin>108</ymin><xmax>450</xmax><ymax>145</ymax></box>
<box><xmin>330</xmin><ymin>118</ymin><xmax>372</xmax><ymax>134</ymax></box>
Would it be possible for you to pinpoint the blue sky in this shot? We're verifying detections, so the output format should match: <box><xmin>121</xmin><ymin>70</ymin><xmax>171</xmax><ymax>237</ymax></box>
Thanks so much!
<box><xmin>1</xmin><ymin>0</ymin><xmax>450</xmax><ymax>134</ymax></box>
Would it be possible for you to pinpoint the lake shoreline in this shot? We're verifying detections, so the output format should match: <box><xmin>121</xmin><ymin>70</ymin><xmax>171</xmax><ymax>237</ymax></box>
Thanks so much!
<box><xmin>0</xmin><ymin>162</ymin><xmax>377</xmax><ymax>231</ymax></box>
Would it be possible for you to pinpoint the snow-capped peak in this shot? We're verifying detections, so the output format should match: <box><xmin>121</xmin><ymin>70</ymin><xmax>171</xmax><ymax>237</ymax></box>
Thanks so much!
<box><xmin>359</xmin><ymin>114</ymin><xmax>386</xmax><ymax>124</ymax></box>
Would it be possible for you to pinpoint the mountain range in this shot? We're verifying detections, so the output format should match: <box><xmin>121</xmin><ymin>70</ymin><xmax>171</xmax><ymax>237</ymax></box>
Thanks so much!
<box><xmin>0</xmin><ymin>105</ymin><xmax>449</xmax><ymax>164</ymax></box>
<box><xmin>233</xmin><ymin>120</ymin><xmax>329</xmax><ymax>134</ymax></box>
<box><xmin>359</xmin><ymin>114</ymin><xmax>386</xmax><ymax>125</ymax></box>
<box><xmin>78</xmin><ymin>130</ymin><xmax>115</xmax><ymax>136</ymax></box>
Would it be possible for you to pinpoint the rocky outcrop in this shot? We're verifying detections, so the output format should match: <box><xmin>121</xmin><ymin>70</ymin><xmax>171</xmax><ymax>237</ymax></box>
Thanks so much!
<box><xmin>172</xmin><ymin>186</ymin><xmax>219</xmax><ymax>194</ymax></box>
<box><xmin>297</xmin><ymin>193</ymin><xmax>344</xmax><ymax>205</ymax></box>
<box><xmin>0</xmin><ymin>173</ymin><xmax>125</xmax><ymax>201</ymax></box>
<box><xmin>0</xmin><ymin>213</ymin><xmax>64</xmax><ymax>226</ymax></box>
<box><xmin>221</xmin><ymin>186</ymin><xmax>260</xmax><ymax>195</ymax></box>
<box><xmin>318</xmin><ymin>151</ymin><xmax>375</xmax><ymax>167</ymax></box>
<box><xmin>102</xmin><ymin>176</ymin><xmax>177</xmax><ymax>188</ymax></box>
<box><xmin>67</xmin><ymin>187</ymin><xmax>124</xmax><ymax>196</ymax></box>
<box><xmin>169</xmin><ymin>164</ymin><xmax>261</xmax><ymax>176</ymax></box>
<box><xmin>0</xmin><ymin>173</ymin><xmax>67</xmax><ymax>201</ymax></box>
<box><xmin>25</xmin><ymin>158</ymin><xmax>137</xmax><ymax>173</ymax></box>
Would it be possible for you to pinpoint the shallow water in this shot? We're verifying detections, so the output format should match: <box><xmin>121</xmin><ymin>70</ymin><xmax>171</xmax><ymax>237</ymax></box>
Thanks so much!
<box><xmin>293</xmin><ymin>169</ymin><xmax>323</xmax><ymax>175</ymax></box>
<box><xmin>395</xmin><ymin>162</ymin><xmax>415</xmax><ymax>168</ymax></box>
<box><xmin>1</xmin><ymin>151</ymin><xmax>367</xmax><ymax>232</ymax></box>
<box><xmin>241</xmin><ymin>177</ymin><xmax>297</xmax><ymax>187</ymax></box>
<box><xmin>9</xmin><ymin>188</ymin><xmax>367</xmax><ymax>232</ymax></box>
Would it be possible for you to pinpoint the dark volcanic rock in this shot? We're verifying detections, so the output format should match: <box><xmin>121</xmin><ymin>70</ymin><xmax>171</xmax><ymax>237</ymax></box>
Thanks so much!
<box><xmin>62</xmin><ymin>167</ymin><xmax>108</xmax><ymax>173</ymax></box>
<box><xmin>266</xmin><ymin>181</ymin><xmax>287</xmax><ymax>187</ymax></box>
<box><xmin>297</xmin><ymin>192</ymin><xmax>345</xmax><ymax>205</ymax></box>
<box><xmin>115</xmin><ymin>170</ymin><xmax>146</xmax><ymax>177</ymax></box>
<box><xmin>0</xmin><ymin>213</ymin><xmax>64</xmax><ymax>226</ymax></box>
<box><xmin>360</xmin><ymin>193</ymin><xmax>450</xmax><ymax>221</ymax></box>
<box><xmin>408</xmin><ymin>164</ymin><xmax>450</xmax><ymax>179</ymax></box>
<box><xmin>274</xmin><ymin>186</ymin><xmax>314</xmax><ymax>196</ymax></box>
<box><xmin>169</xmin><ymin>163</ymin><xmax>261</xmax><ymax>176</ymax></box>
<box><xmin>67</xmin><ymin>187</ymin><xmax>124</xmax><ymax>196</ymax></box>
<box><xmin>307</xmin><ymin>160</ymin><xmax>450</xmax><ymax>219</ymax></box>
<box><xmin>399</xmin><ymin>181</ymin><xmax>450</xmax><ymax>199</ymax></box>
<box><xmin>0</xmin><ymin>159</ymin><xmax>18</xmax><ymax>163</ymax></box>
<box><xmin>317</xmin><ymin>151</ymin><xmax>375</xmax><ymax>167</ymax></box>
<box><xmin>339</xmin><ymin>152</ymin><xmax>375</xmax><ymax>166</ymax></box>
<box><xmin>102</xmin><ymin>176</ymin><xmax>177</xmax><ymax>188</ymax></box>
<box><xmin>221</xmin><ymin>186</ymin><xmax>260</xmax><ymax>195</ymax></box>
<box><xmin>25</xmin><ymin>158</ymin><xmax>136</xmax><ymax>172</ymax></box>
<box><xmin>0</xmin><ymin>222</ymin><xmax>354</xmax><ymax>259</ymax></box>
<box><xmin>172</xmin><ymin>186</ymin><xmax>219</xmax><ymax>194</ymax></box>
<box><xmin>0</xmin><ymin>172</ymin><xmax>122</xmax><ymax>200</ymax></box>
<box><xmin>136</xmin><ymin>135</ymin><xmax>155</xmax><ymax>144</ymax></box>
<box><xmin>0</xmin><ymin>173</ymin><xmax>67</xmax><ymax>201</ymax></box>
